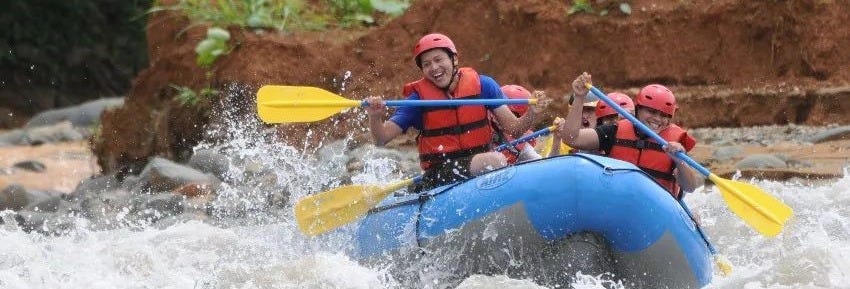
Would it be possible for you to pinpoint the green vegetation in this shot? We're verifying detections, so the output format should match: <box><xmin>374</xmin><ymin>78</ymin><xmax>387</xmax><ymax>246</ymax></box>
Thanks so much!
<box><xmin>150</xmin><ymin>0</ymin><xmax>310</xmax><ymax>31</ymax></box>
<box><xmin>151</xmin><ymin>0</ymin><xmax>411</xmax><ymax>31</ymax></box>
<box><xmin>195</xmin><ymin>27</ymin><xmax>231</xmax><ymax>68</ymax></box>
<box><xmin>568</xmin><ymin>0</ymin><xmax>594</xmax><ymax>15</ymax></box>
<box><xmin>327</xmin><ymin>0</ymin><xmax>409</xmax><ymax>27</ymax></box>
<box><xmin>569</xmin><ymin>0</ymin><xmax>631</xmax><ymax>16</ymax></box>
<box><xmin>171</xmin><ymin>84</ymin><xmax>219</xmax><ymax>107</ymax></box>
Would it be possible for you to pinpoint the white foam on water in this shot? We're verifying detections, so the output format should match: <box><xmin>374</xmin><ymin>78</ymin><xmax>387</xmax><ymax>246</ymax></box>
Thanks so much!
<box><xmin>688</xmin><ymin>174</ymin><xmax>850</xmax><ymax>289</ymax></box>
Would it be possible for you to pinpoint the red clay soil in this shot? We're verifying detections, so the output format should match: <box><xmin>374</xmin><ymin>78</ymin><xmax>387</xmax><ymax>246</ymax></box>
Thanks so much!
<box><xmin>94</xmin><ymin>0</ymin><xmax>850</xmax><ymax>173</ymax></box>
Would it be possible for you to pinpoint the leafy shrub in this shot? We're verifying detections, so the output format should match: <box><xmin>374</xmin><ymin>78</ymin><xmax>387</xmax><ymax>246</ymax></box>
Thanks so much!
<box><xmin>327</xmin><ymin>0</ymin><xmax>410</xmax><ymax>26</ymax></box>
<box><xmin>171</xmin><ymin>84</ymin><xmax>219</xmax><ymax>106</ymax></box>
<box><xmin>195</xmin><ymin>27</ymin><xmax>231</xmax><ymax>68</ymax></box>
<box><xmin>568</xmin><ymin>0</ymin><xmax>594</xmax><ymax>14</ymax></box>
<box><xmin>569</xmin><ymin>0</ymin><xmax>631</xmax><ymax>16</ymax></box>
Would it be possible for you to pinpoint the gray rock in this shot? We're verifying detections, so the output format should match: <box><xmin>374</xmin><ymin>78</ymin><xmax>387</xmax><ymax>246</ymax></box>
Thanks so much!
<box><xmin>79</xmin><ymin>188</ymin><xmax>133</xmax><ymax>224</ymax></box>
<box><xmin>139</xmin><ymin>157</ymin><xmax>221</xmax><ymax>192</ymax></box>
<box><xmin>23</xmin><ymin>121</ymin><xmax>83</xmax><ymax>145</ymax></box>
<box><xmin>711</xmin><ymin>146</ymin><xmax>744</xmax><ymax>162</ymax></box>
<box><xmin>23</xmin><ymin>190</ymin><xmax>63</xmax><ymax>212</ymax></box>
<box><xmin>807</xmin><ymin>125</ymin><xmax>850</xmax><ymax>143</ymax></box>
<box><xmin>0</xmin><ymin>129</ymin><xmax>26</xmax><ymax>146</ymax></box>
<box><xmin>188</xmin><ymin>149</ymin><xmax>230</xmax><ymax>179</ymax></box>
<box><xmin>0</xmin><ymin>184</ymin><xmax>29</xmax><ymax>211</ymax></box>
<box><xmin>25</xmin><ymin>97</ymin><xmax>124</xmax><ymax>129</ymax></box>
<box><xmin>0</xmin><ymin>121</ymin><xmax>85</xmax><ymax>146</ymax></box>
<box><xmin>12</xmin><ymin>160</ymin><xmax>46</xmax><ymax>172</ymax></box>
<box><xmin>734</xmin><ymin>154</ymin><xmax>788</xmax><ymax>169</ymax></box>
<box><xmin>72</xmin><ymin>175</ymin><xmax>121</xmax><ymax>198</ymax></box>
<box><xmin>137</xmin><ymin>193</ymin><xmax>185</xmax><ymax>221</ymax></box>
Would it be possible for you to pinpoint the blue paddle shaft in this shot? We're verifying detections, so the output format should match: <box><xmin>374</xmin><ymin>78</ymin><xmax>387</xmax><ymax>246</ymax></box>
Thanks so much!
<box><xmin>494</xmin><ymin>127</ymin><xmax>553</xmax><ymax>152</ymax></box>
<box><xmin>360</xmin><ymin>99</ymin><xmax>533</xmax><ymax>107</ymax></box>
<box><xmin>678</xmin><ymin>198</ymin><xmax>719</xmax><ymax>255</ymax></box>
<box><xmin>587</xmin><ymin>86</ymin><xmax>711</xmax><ymax>177</ymax></box>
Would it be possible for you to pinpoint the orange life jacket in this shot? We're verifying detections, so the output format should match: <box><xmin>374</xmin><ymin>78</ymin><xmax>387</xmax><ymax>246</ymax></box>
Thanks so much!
<box><xmin>404</xmin><ymin>67</ymin><xmax>493</xmax><ymax>170</ymax></box>
<box><xmin>608</xmin><ymin>119</ymin><xmax>695</xmax><ymax>198</ymax></box>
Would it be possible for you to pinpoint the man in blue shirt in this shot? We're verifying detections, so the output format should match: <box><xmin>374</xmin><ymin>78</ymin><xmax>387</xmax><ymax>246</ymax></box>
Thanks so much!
<box><xmin>365</xmin><ymin>33</ymin><xmax>551</xmax><ymax>191</ymax></box>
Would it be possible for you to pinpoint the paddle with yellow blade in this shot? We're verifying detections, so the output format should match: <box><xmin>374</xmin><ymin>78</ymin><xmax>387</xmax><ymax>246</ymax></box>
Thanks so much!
<box><xmin>257</xmin><ymin>85</ymin><xmax>538</xmax><ymax>123</ymax></box>
<box><xmin>295</xmin><ymin>124</ymin><xmax>559</xmax><ymax>236</ymax></box>
<box><xmin>587</xmin><ymin>83</ymin><xmax>793</xmax><ymax>275</ymax></box>
<box><xmin>586</xmin><ymin>84</ymin><xmax>793</xmax><ymax>235</ymax></box>
<box><xmin>678</xmin><ymin>197</ymin><xmax>734</xmax><ymax>275</ymax></box>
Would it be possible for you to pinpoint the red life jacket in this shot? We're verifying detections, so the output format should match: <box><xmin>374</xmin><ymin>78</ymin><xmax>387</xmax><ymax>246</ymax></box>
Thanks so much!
<box><xmin>404</xmin><ymin>67</ymin><xmax>493</xmax><ymax>170</ymax></box>
<box><xmin>608</xmin><ymin>119</ymin><xmax>695</xmax><ymax>198</ymax></box>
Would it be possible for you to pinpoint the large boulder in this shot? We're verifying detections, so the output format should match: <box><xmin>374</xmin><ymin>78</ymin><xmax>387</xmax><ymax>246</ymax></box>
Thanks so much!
<box><xmin>25</xmin><ymin>97</ymin><xmax>124</xmax><ymax>129</ymax></box>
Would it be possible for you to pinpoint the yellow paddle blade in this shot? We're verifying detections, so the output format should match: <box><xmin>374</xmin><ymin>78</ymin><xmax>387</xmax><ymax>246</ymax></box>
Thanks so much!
<box><xmin>709</xmin><ymin>174</ymin><xmax>793</xmax><ymax>237</ymax></box>
<box><xmin>714</xmin><ymin>254</ymin><xmax>733</xmax><ymax>276</ymax></box>
<box><xmin>256</xmin><ymin>85</ymin><xmax>361</xmax><ymax>123</ymax></box>
<box><xmin>294</xmin><ymin>178</ymin><xmax>415</xmax><ymax>236</ymax></box>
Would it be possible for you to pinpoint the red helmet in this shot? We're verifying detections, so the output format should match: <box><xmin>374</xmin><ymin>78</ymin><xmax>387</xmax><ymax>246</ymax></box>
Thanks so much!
<box><xmin>596</xmin><ymin>92</ymin><xmax>634</xmax><ymax>118</ymax></box>
<box><xmin>636</xmin><ymin>84</ymin><xmax>677</xmax><ymax>117</ymax></box>
<box><xmin>413</xmin><ymin>33</ymin><xmax>457</xmax><ymax>66</ymax></box>
<box><xmin>501</xmin><ymin>85</ymin><xmax>531</xmax><ymax>115</ymax></box>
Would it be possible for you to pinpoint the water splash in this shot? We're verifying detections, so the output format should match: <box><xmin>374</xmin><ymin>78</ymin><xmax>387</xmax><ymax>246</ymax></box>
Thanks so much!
<box><xmin>687</xmin><ymin>175</ymin><xmax>850</xmax><ymax>289</ymax></box>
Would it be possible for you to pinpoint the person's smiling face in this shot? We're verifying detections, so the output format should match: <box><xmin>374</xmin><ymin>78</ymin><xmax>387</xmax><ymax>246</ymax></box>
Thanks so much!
<box><xmin>636</xmin><ymin>106</ymin><xmax>671</xmax><ymax>132</ymax></box>
<box><xmin>418</xmin><ymin>49</ymin><xmax>455</xmax><ymax>88</ymax></box>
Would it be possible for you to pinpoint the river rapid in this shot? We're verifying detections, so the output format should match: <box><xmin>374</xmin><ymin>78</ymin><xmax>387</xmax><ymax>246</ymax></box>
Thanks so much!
<box><xmin>1</xmin><ymin>107</ymin><xmax>848</xmax><ymax>289</ymax></box>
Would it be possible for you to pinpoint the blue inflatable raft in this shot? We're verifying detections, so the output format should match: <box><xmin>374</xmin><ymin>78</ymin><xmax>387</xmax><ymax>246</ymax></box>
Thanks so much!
<box><xmin>348</xmin><ymin>154</ymin><xmax>713</xmax><ymax>288</ymax></box>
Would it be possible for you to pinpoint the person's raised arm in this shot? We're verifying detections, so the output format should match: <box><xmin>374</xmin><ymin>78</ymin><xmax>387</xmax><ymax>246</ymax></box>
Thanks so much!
<box><xmin>558</xmin><ymin>72</ymin><xmax>601</xmax><ymax>151</ymax></box>
<box><xmin>493</xmin><ymin>90</ymin><xmax>552</xmax><ymax>138</ymax></box>
<box><xmin>365</xmin><ymin>96</ymin><xmax>403</xmax><ymax>146</ymax></box>
<box><xmin>547</xmin><ymin>117</ymin><xmax>565</xmax><ymax>157</ymax></box>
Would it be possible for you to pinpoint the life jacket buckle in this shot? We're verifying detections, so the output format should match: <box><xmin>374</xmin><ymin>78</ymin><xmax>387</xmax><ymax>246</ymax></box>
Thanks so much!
<box><xmin>635</xmin><ymin>139</ymin><xmax>647</xmax><ymax>149</ymax></box>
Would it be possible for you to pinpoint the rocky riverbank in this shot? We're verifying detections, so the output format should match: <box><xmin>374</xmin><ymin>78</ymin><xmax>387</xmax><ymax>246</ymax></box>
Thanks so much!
<box><xmin>689</xmin><ymin>124</ymin><xmax>850</xmax><ymax>181</ymax></box>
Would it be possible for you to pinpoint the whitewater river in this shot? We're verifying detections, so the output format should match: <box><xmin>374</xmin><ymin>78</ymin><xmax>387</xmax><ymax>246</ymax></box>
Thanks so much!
<box><xmin>1</xmin><ymin>111</ymin><xmax>848</xmax><ymax>289</ymax></box>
